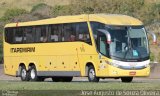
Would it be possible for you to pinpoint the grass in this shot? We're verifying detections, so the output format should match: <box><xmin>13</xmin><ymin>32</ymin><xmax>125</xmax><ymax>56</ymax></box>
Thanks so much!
<box><xmin>0</xmin><ymin>80</ymin><xmax>160</xmax><ymax>96</ymax></box>
<box><xmin>0</xmin><ymin>80</ymin><xmax>160</xmax><ymax>90</ymax></box>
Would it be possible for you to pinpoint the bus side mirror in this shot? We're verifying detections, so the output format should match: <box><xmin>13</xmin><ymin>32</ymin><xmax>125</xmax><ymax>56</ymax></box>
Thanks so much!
<box><xmin>147</xmin><ymin>31</ymin><xmax>157</xmax><ymax>44</ymax></box>
<box><xmin>97</xmin><ymin>29</ymin><xmax>111</xmax><ymax>44</ymax></box>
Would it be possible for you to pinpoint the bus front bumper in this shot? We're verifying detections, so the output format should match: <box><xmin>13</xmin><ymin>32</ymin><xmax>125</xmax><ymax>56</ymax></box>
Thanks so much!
<box><xmin>107</xmin><ymin>64</ymin><xmax>150</xmax><ymax>77</ymax></box>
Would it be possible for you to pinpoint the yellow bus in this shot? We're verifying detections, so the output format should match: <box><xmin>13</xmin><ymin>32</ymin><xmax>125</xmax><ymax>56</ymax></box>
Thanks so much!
<box><xmin>3</xmin><ymin>14</ymin><xmax>156</xmax><ymax>82</ymax></box>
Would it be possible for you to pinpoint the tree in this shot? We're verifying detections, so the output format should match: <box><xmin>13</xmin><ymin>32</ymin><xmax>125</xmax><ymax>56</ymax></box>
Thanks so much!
<box><xmin>0</xmin><ymin>8</ymin><xmax>28</xmax><ymax>22</ymax></box>
<box><xmin>31</xmin><ymin>3</ymin><xmax>53</xmax><ymax>19</ymax></box>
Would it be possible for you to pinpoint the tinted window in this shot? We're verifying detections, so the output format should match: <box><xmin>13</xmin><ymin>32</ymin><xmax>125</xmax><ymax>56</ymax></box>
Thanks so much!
<box><xmin>23</xmin><ymin>27</ymin><xmax>34</xmax><ymax>43</ymax></box>
<box><xmin>50</xmin><ymin>24</ymin><xmax>63</xmax><ymax>42</ymax></box>
<box><xmin>14</xmin><ymin>28</ymin><xmax>23</xmax><ymax>43</ymax></box>
<box><xmin>50</xmin><ymin>25</ymin><xmax>59</xmax><ymax>42</ymax></box>
<box><xmin>63</xmin><ymin>24</ymin><xmax>76</xmax><ymax>42</ymax></box>
<box><xmin>5</xmin><ymin>28</ymin><xmax>14</xmax><ymax>44</ymax></box>
<box><xmin>76</xmin><ymin>23</ymin><xmax>91</xmax><ymax>43</ymax></box>
<box><xmin>50</xmin><ymin>22</ymin><xmax>91</xmax><ymax>44</ymax></box>
<box><xmin>5</xmin><ymin>22</ymin><xmax>91</xmax><ymax>44</ymax></box>
<box><xmin>90</xmin><ymin>22</ymin><xmax>105</xmax><ymax>39</ymax></box>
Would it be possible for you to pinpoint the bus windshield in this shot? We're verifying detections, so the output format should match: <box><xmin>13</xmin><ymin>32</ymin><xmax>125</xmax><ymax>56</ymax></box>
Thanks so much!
<box><xmin>94</xmin><ymin>25</ymin><xmax>149</xmax><ymax>61</ymax></box>
<box><xmin>107</xmin><ymin>26</ymin><xmax>149</xmax><ymax>61</ymax></box>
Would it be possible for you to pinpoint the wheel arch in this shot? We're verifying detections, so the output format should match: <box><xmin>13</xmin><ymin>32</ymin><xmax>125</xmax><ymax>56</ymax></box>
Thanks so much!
<box><xmin>28</xmin><ymin>63</ymin><xmax>36</xmax><ymax>70</ymax></box>
<box><xmin>85</xmin><ymin>62</ymin><xmax>96</xmax><ymax>76</ymax></box>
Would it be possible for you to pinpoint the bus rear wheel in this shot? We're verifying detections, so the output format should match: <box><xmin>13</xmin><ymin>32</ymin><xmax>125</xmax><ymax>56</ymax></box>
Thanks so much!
<box><xmin>29</xmin><ymin>66</ymin><xmax>45</xmax><ymax>81</ymax></box>
<box><xmin>121</xmin><ymin>77</ymin><xmax>133</xmax><ymax>82</ymax></box>
<box><xmin>20</xmin><ymin>66</ymin><xmax>29</xmax><ymax>81</ymax></box>
<box><xmin>88</xmin><ymin>66</ymin><xmax>99</xmax><ymax>82</ymax></box>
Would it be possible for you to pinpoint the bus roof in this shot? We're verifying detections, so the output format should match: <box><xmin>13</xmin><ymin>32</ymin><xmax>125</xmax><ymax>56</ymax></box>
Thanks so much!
<box><xmin>5</xmin><ymin>14</ymin><xmax>143</xmax><ymax>28</ymax></box>
<box><xmin>89</xmin><ymin>14</ymin><xmax>143</xmax><ymax>26</ymax></box>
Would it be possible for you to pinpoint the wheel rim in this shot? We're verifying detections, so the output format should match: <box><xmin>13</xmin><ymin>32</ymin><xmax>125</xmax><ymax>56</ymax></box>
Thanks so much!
<box><xmin>21</xmin><ymin>69</ymin><xmax>26</xmax><ymax>79</ymax></box>
<box><xmin>31</xmin><ymin>69</ymin><xmax>36</xmax><ymax>79</ymax></box>
<box><xmin>89</xmin><ymin>69</ymin><xmax>95</xmax><ymax>80</ymax></box>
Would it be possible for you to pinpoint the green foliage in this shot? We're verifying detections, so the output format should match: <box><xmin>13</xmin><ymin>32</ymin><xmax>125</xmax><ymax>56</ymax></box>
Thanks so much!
<box><xmin>158</xmin><ymin>52</ymin><xmax>160</xmax><ymax>63</ymax></box>
<box><xmin>52</xmin><ymin>5</ymin><xmax>72</xmax><ymax>16</ymax></box>
<box><xmin>31</xmin><ymin>3</ymin><xmax>52</xmax><ymax>19</ymax></box>
<box><xmin>0</xmin><ymin>0</ymin><xmax>159</xmax><ymax>25</ymax></box>
<box><xmin>31</xmin><ymin>3</ymin><xmax>48</xmax><ymax>12</ymax></box>
<box><xmin>150</xmin><ymin>52</ymin><xmax>155</xmax><ymax>62</ymax></box>
<box><xmin>50</xmin><ymin>0</ymin><xmax>156</xmax><ymax>25</ymax></box>
<box><xmin>151</xmin><ymin>3</ymin><xmax>160</xmax><ymax>22</ymax></box>
<box><xmin>0</xmin><ymin>8</ymin><xmax>28</xmax><ymax>22</ymax></box>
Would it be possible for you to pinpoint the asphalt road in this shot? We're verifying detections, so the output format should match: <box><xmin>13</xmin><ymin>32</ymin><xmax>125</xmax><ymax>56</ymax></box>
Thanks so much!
<box><xmin>0</xmin><ymin>64</ymin><xmax>160</xmax><ymax>82</ymax></box>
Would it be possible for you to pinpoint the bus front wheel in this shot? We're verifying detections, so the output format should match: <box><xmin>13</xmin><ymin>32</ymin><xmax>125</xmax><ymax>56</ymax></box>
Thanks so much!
<box><xmin>88</xmin><ymin>66</ymin><xmax>99</xmax><ymax>82</ymax></box>
<box><xmin>121</xmin><ymin>77</ymin><xmax>133</xmax><ymax>82</ymax></box>
<box><xmin>20</xmin><ymin>66</ymin><xmax>29</xmax><ymax>81</ymax></box>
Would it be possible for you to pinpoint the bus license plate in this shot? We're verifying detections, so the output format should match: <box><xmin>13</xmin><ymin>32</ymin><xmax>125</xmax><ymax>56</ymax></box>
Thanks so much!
<box><xmin>129</xmin><ymin>71</ymin><xmax>136</xmax><ymax>75</ymax></box>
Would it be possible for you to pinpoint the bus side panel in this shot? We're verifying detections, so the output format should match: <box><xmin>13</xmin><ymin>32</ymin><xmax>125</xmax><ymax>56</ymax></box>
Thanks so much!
<box><xmin>95</xmin><ymin>57</ymin><xmax>110</xmax><ymax>77</ymax></box>
<box><xmin>4</xmin><ymin>57</ymin><xmax>15</xmax><ymax>76</ymax></box>
<box><xmin>76</xmin><ymin>42</ymin><xmax>99</xmax><ymax>76</ymax></box>
<box><xmin>4</xmin><ymin>42</ymin><xmax>98</xmax><ymax>77</ymax></box>
<box><xmin>78</xmin><ymin>55</ymin><xmax>99</xmax><ymax>76</ymax></box>
<box><xmin>34</xmin><ymin>43</ymin><xmax>82</xmax><ymax>76</ymax></box>
<box><xmin>69</xmin><ymin>55</ymin><xmax>80</xmax><ymax>71</ymax></box>
<box><xmin>3</xmin><ymin>43</ymin><xmax>17</xmax><ymax>76</ymax></box>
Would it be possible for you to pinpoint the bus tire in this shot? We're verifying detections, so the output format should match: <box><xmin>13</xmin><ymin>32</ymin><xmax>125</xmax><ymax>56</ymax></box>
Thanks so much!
<box><xmin>20</xmin><ymin>65</ymin><xmax>29</xmax><ymax>81</ymax></box>
<box><xmin>121</xmin><ymin>77</ymin><xmax>133</xmax><ymax>82</ymax></box>
<box><xmin>29</xmin><ymin>65</ymin><xmax>39</xmax><ymax>81</ymax></box>
<box><xmin>88</xmin><ymin>66</ymin><xmax>99</xmax><ymax>82</ymax></box>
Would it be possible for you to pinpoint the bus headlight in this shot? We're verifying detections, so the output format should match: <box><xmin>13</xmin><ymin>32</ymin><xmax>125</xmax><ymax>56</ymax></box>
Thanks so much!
<box><xmin>112</xmin><ymin>62</ymin><xmax>119</xmax><ymax>68</ymax></box>
<box><xmin>105</xmin><ymin>60</ymin><xmax>120</xmax><ymax>68</ymax></box>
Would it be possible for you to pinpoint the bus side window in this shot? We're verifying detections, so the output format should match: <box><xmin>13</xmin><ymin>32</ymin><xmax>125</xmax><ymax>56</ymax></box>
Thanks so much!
<box><xmin>35</xmin><ymin>26</ymin><xmax>41</xmax><ymax>43</ymax></box>
<box><xmin>76</xmin><ymin>22</ymin><xmax>91</xmax><ymax>44</ymax></box>
<box><xmin>40</xmin><ymin>26</ymin><xmax>49</xmax><ymax>43</ymax></box>
<box><xmin>52</xmin><ymin>24</ymin><xmax>63</xmax><ymax>42</ymax></box>
<box><xmin>24</xmin><ymin>27</ymin><xmax>34</xmax><ymax>43</ymax></box>
<box><xmin>51</xmin><ymin>25</ymin><xmax>59</xmax><ymax>42</ymax></box>
<box><xmin>14</xmin><ymin>28</ymin><xmax>23</xmax><ymax>43</ymax></box>
<box><xmin>5</xmin><ymin>28</ymin><xmax>14</xmax><ymax>44</ymax></box>
<box><xmin>98</xmin><ymin>33</ymin><xmax>109</xmax><ymax>57</ymax></box>
<box><xmin>90</xmin><ymin>22</ymin><xmax>105</xmax><ymax>46</ymax></box>
<box><xmin>63</xmin><ymin>24</ymin><xmax>76</xmax><ymax>42</ymax></box>
<box><xmin>58</xmin><ymin>25</ymin><xmax>63</xmax><ymax>42</ymax></box>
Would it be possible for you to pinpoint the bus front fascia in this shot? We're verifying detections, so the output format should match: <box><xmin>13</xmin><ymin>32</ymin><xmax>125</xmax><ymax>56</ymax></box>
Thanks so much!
<box><xmin>96</xmin><ymin>29</ymin><xmax>151</xmax><ymax>70</ymax></box>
